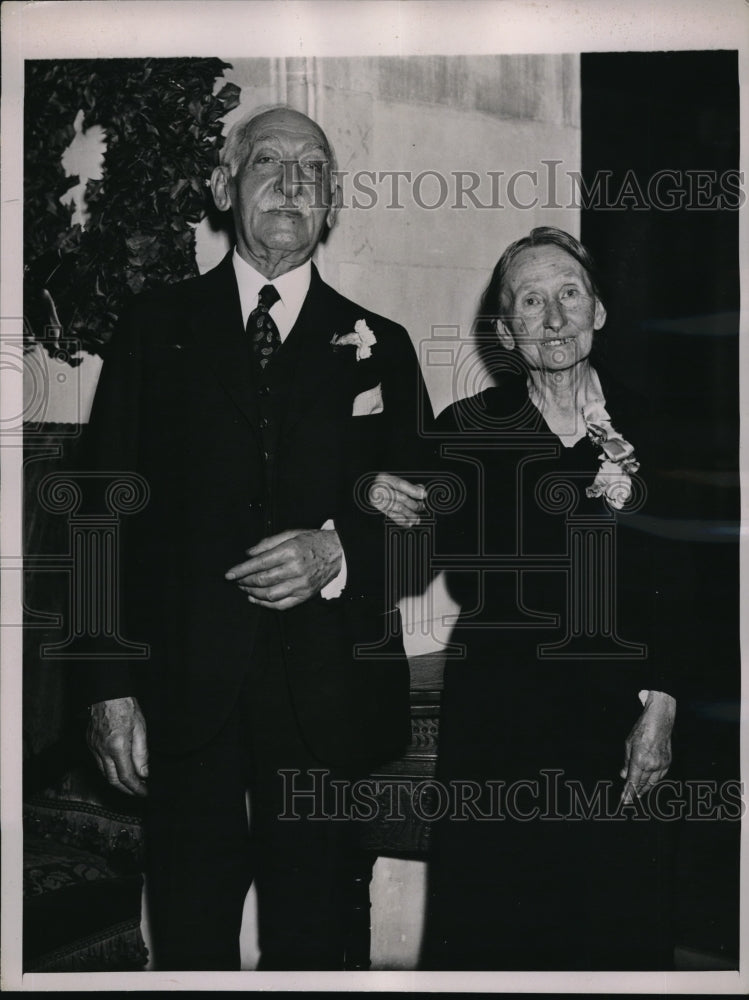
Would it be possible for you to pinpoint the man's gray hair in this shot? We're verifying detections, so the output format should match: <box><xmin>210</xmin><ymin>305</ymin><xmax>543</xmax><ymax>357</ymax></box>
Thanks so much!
<box><xmin>219</xmin><ymin>104</ymin><xmax>338</xmax><ymax>181</ymax></box>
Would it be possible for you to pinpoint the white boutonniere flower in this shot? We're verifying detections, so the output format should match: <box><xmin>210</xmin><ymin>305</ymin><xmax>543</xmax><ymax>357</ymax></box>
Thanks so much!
<box><xmin>582</xmin><ymin>401</ymin><xmax>640</xmax><ymax>510</ymax></box>
<box><xmin>331</xmin><ymin>319</ymin><xmax>376</xmax><ymax>361</ymax></box>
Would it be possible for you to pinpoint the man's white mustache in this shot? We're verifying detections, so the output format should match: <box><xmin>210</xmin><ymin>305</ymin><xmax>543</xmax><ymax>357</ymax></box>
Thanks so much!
<box><xmin>259</xmin><ymin>197</ymin><xmax>312</xmax><ymax>214</ymax></box>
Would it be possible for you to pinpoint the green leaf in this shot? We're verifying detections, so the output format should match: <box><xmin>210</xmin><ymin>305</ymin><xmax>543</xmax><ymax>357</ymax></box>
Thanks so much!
<box><xmin>25</xmin><ymin>56</ymin><xmax>230</xmax><ymax>360</ymax></box>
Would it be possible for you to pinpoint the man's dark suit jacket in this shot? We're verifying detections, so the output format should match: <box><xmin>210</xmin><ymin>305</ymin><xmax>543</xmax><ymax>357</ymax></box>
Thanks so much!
<box><xmin>82</xmin><ymin>253</ymin><xmax>430</xmax><ymax>766</ymax></box>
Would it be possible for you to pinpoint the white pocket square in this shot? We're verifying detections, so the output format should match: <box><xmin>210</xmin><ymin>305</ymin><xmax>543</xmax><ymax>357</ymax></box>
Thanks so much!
<box><xmin>352</xmin><ymin>382</ymin><xmax>383</xmax><ymax>416</ymax></box>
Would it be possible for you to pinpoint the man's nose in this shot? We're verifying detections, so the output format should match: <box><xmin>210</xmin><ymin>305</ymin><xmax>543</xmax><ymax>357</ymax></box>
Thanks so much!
<box><xmin>277</xmin><ymin>158</ymin><xmax>305</xmax><ymax>200</ymax></box>
<box><xmin>543</xmin><ymin>299</ymin><xmax>564</xmax><ymax>332</ymax></box>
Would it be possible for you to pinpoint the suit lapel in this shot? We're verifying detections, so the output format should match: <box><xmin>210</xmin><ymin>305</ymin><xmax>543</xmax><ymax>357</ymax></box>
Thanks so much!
<box><xmin>188</xmin><ymin>254</ymin><xmax>263</xmax><ymax>434</ymax></box>
<box><xmin>278</xmin><ymin>266</ymin><xmax>354</xmax><ymax>435</ymax></box>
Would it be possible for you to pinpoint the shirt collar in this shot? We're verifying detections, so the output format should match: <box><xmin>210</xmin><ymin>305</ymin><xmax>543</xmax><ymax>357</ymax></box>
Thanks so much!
<box><xmin>232</xmin><ymin>249</ymin><xmax>311</xmax><ymax>342</ymax></box>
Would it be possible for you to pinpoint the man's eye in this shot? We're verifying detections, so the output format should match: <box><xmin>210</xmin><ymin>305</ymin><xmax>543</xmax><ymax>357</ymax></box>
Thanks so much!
<box><xmin>562</xmin><ymin>287</ymin><xmax>579</xmax><ymax>299</ymax></box>
<box><xmin>523</xmin><ymin>295</ymin><xmax>541</xmax><ymax>308</ymax></box>
<box><xmin>301</xmin><ymin>160</ymin><xmax>326</xmax><ymax>174</ymax></box>
<box><xmin>254</xmin><ymin>156</ymin><xmax>277</xmax><ymax>165</ymax></box>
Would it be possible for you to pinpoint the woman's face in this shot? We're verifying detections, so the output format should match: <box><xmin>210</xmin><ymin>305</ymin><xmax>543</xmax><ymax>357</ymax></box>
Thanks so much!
<box><xmin>497</xmin><ymin>244</ymin><xmax>606</xmax><ymax>373</ymax></box>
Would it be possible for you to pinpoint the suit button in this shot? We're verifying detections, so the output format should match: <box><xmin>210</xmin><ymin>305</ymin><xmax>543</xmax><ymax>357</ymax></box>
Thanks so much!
<box><xmin>258</xmin><ymin>385</ymin><xmax>271</xmax><ymax>396</ymax></box>
<box><xmin>260</xmin><ymin>417</ymin><xmax>269</xmax><ymax>428</ymax></box>
<box><xmin>264</xmin><ymin>450</ymin><xmax>270</xmax><ymax>461</ymax></box>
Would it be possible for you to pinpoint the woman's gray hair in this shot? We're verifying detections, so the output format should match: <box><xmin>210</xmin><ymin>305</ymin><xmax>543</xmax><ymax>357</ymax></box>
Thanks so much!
<box><xmin>477</xmin><ymin>227</ymin><xmax>604</xmax><ymax>333</ymax></box>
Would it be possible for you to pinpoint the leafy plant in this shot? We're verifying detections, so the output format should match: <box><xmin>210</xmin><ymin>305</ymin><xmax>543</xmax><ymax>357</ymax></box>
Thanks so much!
<box><xmin>24</xmin><ymin>58</ymin><xmax>240</xmax><ymax>361</ymax></box>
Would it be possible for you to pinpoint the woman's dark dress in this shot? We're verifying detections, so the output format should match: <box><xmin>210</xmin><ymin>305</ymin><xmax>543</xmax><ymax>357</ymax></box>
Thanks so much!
<box><xmin>421</xmin><ymin>368</ymin><xmax>694</xmax><ymax>970</ymax></box>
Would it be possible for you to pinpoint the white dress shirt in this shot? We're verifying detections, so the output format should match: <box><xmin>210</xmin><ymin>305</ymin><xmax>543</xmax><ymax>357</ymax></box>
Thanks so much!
<box><xmin>232</xmin><ymin>250</ymin><xmax>346</xmax><ymax>599</ymax></box>
<box><xmin>232</xmin><ymin>249</ymin><xmax>311</xmax><ymax>341</ymax></box>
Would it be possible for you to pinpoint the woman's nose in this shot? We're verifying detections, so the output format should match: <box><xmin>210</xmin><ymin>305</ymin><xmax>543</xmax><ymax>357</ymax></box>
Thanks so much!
<box><xmin>543</xmin><ymin>299</ymin><xmax>564</xmax><ymax>331</ymax></box>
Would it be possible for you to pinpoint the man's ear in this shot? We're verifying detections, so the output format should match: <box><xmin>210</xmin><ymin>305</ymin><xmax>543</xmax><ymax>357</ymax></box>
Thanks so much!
<box><xmin>325</xmin><ymin>181</ymin><xmax>343</xmax><ymax>230</ymax></box>
<box><xmin>496</xmin><ymin>320</ymin><xmax>515</xmax><ymax>351</ymax></box>
<box><xmin>593</xmin><ymin>298</ymin><xmax>607</xmax><ymax>331</ymax></box>
<box><xmin>210</xmin><ymin>165</ymin><xmax>232</xmax><ymax>212</ymax></box>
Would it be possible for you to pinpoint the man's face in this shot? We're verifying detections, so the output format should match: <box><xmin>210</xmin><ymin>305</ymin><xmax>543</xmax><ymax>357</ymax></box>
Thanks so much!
<box><xmin>498</xmin><ymin>244</ymin><xmax>606</xmax><ymax>372</ymax></box>
<box><xmin>212</xmin><ymin>109</ymin><xmax>338</xmax><ymax>277</ymax></box>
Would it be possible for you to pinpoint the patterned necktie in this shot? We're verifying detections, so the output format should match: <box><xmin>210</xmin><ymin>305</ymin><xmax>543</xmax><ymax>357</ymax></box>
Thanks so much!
<box><xmin>247</xmin><ymin>284</ymin><xmax>281</xmax><ymax>369</ymax></box>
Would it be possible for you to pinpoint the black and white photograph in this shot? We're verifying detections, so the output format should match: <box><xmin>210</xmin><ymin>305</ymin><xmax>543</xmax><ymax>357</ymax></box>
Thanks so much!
<box><xmin>1</xmin><ymin>0</ymin><xmax>746</xmax><ymax>992</ymax></box>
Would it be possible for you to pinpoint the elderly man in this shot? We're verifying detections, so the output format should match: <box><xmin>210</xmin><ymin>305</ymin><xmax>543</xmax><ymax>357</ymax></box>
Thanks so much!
<box><xmin>84</xmin><ymin>105</ymin><xmax>430</xmax><ymax>970</ymax></box>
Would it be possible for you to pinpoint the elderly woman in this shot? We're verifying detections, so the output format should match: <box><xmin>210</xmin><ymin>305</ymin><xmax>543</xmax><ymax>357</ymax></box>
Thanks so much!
<box><xmin>382</xmin><ymin>227</ymin><xmax>691</xmax><ymax>970</ymax></box>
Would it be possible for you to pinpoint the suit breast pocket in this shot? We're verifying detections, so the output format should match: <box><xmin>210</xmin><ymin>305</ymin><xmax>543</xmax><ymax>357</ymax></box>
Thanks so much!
<box><xmin>352</xmin><ymin>382</ymin><xmax>384</xmax><ymax>417</ymax></box>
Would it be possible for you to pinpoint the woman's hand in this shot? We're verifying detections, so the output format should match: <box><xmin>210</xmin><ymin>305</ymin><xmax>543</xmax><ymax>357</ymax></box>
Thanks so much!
<box><xmin>369</xmin><ymin>473</ymin><xmax>427</xmax><ymax>527</ymax></box>
<box><xmin>620</xmin><ymin>690</ymin><xmax>676</xmax><ymax>802</ymax></box>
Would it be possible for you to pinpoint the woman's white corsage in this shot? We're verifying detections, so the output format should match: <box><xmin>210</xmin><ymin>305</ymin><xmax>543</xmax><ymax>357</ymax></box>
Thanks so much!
<box><xmin>582</xmin><ymin>400</ymin><xmax>640</xmax><ymax>510</ymax></box>
<box><xmin>331</xmin><ymin>319</ymin><xmax>376</xmax><ymax>361</ymax></box>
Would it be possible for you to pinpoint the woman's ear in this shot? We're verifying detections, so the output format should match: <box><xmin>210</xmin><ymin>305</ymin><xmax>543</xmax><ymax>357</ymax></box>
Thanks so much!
<box><xmin>593</xmin><ymin>298</ymin><xmax>607</xmax><ymax>331</ymax></box>
<box><xmin>496</xmin><ymin>320</ymin><xmax>516</xmax><ymax>351</ymax></box>
<box><xmin>210</xmin><ymin>165</ymin><xmax>232</xmax><ymax>212</ymax></box>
